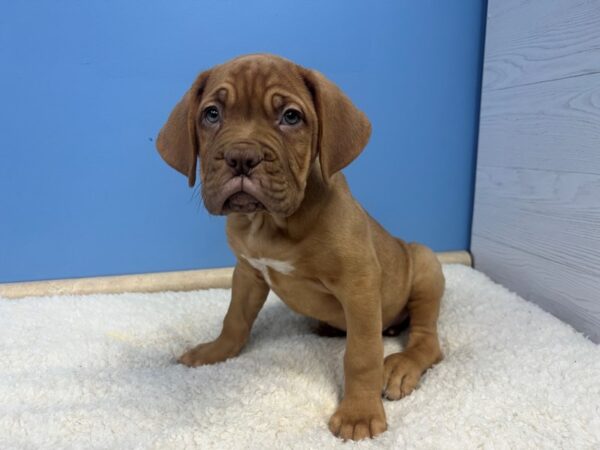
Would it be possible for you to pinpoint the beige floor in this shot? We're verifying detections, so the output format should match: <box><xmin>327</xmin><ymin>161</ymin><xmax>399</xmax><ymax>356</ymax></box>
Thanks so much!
<box><xmin>0</xmin><ymin>251</ymin><xmax>471</xmax><ymax>299</ymax></box>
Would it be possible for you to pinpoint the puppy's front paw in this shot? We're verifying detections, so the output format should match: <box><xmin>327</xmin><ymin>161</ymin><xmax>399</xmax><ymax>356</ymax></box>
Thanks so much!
<box><xmin>328</xmin><ymin>397</ymin><xmax>387</xmax><ymax>440</ymax></box>
<box><xmin>177</xmin><ymin>340</ymin><xmax>237</xmax><ymax>367</ymax></box>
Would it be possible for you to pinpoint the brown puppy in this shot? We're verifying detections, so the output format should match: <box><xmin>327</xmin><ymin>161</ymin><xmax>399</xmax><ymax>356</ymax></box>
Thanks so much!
<box><xmin>157</xmin><ymin>54</ymin><xmax>444</xmax><ymax>441</ymax></box>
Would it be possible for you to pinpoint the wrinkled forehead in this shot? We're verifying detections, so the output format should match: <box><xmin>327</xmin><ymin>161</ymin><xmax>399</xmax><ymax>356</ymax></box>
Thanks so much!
<box><xmin>201</xmin><ymin>57</ymin><xmax>312</xmax><ymax>111</ymax></box>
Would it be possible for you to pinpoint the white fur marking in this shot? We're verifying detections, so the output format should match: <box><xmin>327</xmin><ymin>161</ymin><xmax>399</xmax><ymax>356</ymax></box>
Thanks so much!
<box><xmin>242</xmin><ymin>255</ymin><xmax>294</xmax><ymax>286</ymax></box>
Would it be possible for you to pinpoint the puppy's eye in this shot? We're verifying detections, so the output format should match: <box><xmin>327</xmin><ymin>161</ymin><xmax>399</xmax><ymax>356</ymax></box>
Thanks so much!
<box><xmin>281</xmin><ymin>109</ymin><xmax>302</xmax><ymax>126</ymax></box>
<box><xmin>204</xmin><ymin>106</ymin><xmax>220</xmax><ymax>124</ymax></box>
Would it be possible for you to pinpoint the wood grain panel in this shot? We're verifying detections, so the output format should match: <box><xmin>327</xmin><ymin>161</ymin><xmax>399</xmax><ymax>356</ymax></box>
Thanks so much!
<box><xmin>473</xmin><ymin>0</ymin><xmax>600</xmax><ymax>342</ymax></box>
<box><xmin>474</xmin><ymin>167</ymin><xmax>600</xmax><ymax>267</ymax></box>
<box><xmin>483</xmin><ymin>0</ymin><xmax>600</xmax><ymax>90</ymax></box>
<box><xmin>478</xmin><ymin>73</ymin><xmax>600</xmax><ymax>173</ymax></box>
<box><xmin>471</xmin><ymin>235</ymin><xmax>600</xmax><ymax>343</ymax></box>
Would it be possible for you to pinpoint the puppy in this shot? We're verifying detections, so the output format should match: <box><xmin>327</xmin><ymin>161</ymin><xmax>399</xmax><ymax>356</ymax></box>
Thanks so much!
<box><xmin>157</xmin><ymin>54</ymin><xmax>444</xmax><ymax>441</ymax></box>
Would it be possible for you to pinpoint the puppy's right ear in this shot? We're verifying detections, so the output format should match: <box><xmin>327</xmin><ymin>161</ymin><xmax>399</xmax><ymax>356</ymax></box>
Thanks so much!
<box><xmin>156</xmin><ymin>71</ymin><xmax>211</xmax><ymax>187</ymax></box>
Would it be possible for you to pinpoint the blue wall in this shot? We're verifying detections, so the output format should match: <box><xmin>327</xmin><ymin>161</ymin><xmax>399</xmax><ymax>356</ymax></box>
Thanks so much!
<box><xmin>0</xmin><ymin>1</ymin><xmax>486</xmax><ymax>283</ymax></box>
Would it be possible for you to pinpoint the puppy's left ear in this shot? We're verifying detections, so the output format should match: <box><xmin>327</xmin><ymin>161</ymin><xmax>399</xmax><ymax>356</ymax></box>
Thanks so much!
<box><xmin>156</xmin><ymin>71</ymin><xmax>211</xmax><ymax>187</ymax></box>
<box><xmin>302</xmin><ymin>69</ymin><xmax>371</xmax><ymax>181</ymax></box>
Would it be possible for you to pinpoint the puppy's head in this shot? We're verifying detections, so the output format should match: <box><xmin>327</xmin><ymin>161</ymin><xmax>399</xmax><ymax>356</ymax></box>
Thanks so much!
<box><xmin>157</xmin><ymin>54</ymin><xmax>370</xmax><ymax>216</ymax></box>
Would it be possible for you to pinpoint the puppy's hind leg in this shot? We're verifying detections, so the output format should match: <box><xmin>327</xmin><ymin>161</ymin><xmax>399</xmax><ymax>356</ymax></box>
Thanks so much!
<box><xmin>383</xmin><ymin>244</ymin><xmax>444</xmax><ymax>400</ymax></box>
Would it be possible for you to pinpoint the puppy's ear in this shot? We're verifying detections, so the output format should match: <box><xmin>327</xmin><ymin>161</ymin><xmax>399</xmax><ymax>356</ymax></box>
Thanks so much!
<box><xmin>302</xmin><ymin>69</ymin><xmax>371</xmax><ymax>181</ymax></box>
<box><xmin>156</xmin><ymin>71</ymin><xmax>211</xmax><ymax>187</ymax></box>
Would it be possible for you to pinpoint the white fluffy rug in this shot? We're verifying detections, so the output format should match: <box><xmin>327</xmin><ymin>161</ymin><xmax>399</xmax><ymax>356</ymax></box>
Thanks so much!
<box><xmin>1</xmin><ymin>265</ymin><xmax>599</xmax><ymax>449</ymax></box>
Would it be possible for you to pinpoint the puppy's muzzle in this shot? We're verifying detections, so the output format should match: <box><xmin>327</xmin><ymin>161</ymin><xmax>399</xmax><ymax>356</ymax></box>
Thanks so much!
<box><xmin>224</xmin><ymin>148</ymin><xmax>263</xmax><ymax>177</ymax></box>
<box><xmin>217</xmin><ymin>146</ymin><xmax>267</xmax><ymax>214</ymax></box>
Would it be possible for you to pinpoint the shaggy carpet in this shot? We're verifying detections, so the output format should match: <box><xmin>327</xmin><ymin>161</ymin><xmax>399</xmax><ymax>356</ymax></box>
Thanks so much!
<box><xmin>1</xmin><ymin>265</ymin><xmax>599</xmax><ymax>449</ymax></box>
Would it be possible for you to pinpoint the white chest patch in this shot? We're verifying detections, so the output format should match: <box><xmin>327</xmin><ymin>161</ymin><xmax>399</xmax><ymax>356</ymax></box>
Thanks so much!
<box><xmin>242</xmin><ymin>255</ymin><xmax>294</xmax><ymax>286</ymax></box>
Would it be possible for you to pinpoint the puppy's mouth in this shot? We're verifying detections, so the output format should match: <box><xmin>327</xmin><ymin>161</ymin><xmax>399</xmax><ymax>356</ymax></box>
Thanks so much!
<box><xmin>217</xmin><ymin>176</ymin><xmax>267</xmax><ymax>215</ymax></box>
<box><xmin>223</xmin><ymin>192</ymin><xmax>265</xmax><ymax>214</ymax></box>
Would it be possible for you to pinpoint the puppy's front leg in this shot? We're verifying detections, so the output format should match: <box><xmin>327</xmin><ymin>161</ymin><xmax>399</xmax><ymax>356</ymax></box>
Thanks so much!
<box><xmin>178</xmin><ymin>262</ymin><xmax>269</xmax><ymax>367</ymax></box>
<box><xmin>328</xmin><ymin>282</ymin><xmax>387</xmax><ymax>440</ymax></box>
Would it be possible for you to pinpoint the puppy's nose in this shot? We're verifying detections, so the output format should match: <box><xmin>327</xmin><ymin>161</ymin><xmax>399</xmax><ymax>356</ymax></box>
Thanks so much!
<box><xmin>224</xmin><ymin>149</ymin><xmax>262</xmax><ymax>176</ymax></box>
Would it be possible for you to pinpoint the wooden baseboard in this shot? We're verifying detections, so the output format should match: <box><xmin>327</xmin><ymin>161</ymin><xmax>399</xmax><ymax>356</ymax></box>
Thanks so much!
<box><xmin>0</xmin><ymin>251</ymin><xmax>471</xmax><ymax>299</ymax></box>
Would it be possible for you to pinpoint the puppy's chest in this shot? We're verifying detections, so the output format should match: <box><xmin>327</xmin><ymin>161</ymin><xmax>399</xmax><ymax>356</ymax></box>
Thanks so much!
<box><xmin>241</xmin><ymin>251</ymin><xmax>340</xmax><ymax>322</ymax></box>
<box><xmin>241</xmin><ymin>254</ymin><xmax>295</xmax><ymax>287</ymax></box>
<box><xmin>237</xmin><ymin>240</ymin><xmax>326</xmax><ymax>296</ymax></box>
<box><xmin>232</xmin><ymin>225</ymin><xmax>299</xmax><ymax>288</ymax></box>
<box><xmin>230</xmin><ymin>223</ymin><xmax>335</xmax><ymax>309</ymax></box>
